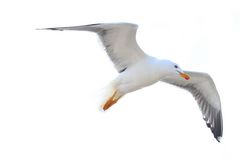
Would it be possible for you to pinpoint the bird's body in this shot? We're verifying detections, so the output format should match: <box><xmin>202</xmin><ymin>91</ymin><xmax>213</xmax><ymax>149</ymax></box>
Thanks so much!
<box><xmin>117</xmin><ymin>56</ymin><xmax>164</xmax><ymax>95</ymax></box>
<box><xmin>40</xmin><ymin>23</ymin><xmax>223</xmax><ymax>142</ymax></box>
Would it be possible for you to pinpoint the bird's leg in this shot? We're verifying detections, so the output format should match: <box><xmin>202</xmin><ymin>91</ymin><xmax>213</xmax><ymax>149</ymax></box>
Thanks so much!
<box><xmin>102</xmin><ymin>90</ymin><xmax>121</xmax><ymax>111</ymax></box>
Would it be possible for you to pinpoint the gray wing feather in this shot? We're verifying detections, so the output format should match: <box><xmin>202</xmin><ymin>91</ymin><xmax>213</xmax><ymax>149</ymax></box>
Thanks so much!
<box><xmin>41</xmin><ymin>23</ymin><xmax>146</xmax><ymax>72</ymax></box>
<box><xmin>161</xmin><ymin>71</ymin><xmax>223</xmax><ymax>142</ymax></box>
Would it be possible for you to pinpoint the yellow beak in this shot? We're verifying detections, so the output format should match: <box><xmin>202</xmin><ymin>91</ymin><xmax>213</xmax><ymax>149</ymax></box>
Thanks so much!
<box><xmin>179</xmin><ymin>72</ymin><xmax>190</xmax><ymax>80</ymax></box>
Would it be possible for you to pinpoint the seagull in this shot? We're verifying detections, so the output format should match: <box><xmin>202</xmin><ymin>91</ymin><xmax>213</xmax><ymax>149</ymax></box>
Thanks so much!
<box><xmin>40</xmin><ymin>23</ymin><xmax>223</xmax><ymax>142</ymax></box>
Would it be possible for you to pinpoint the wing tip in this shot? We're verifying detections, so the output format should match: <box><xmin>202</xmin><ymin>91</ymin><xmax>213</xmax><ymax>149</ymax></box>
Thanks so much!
<box><xmin>203</xmin><ymin>108</ymin><xmax>223</xmax><ymax>142</ymax></box>
<box><xmin>36</xmin><ymin>27</ymin><xmax>64</xmax><ymax>31</ymax></box>
<box><xmin>216</xmin><ymin>136</ymin><xmax>222</xmax><ymax>142</ymax></box>
<box><xmin>212</xmin><ymin>111</ymin><xmax>223</xmax><ymax>142</ymax></box>
<box><xmin>36</xmin><ymin>22</ymin><xmax>138</xmax><ymax>32</ymax></box>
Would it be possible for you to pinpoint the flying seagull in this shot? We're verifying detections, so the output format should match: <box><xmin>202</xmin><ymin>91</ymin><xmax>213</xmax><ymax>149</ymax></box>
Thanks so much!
<box><xmin>40</xmin><ymin>23</ymin><xmax>223</xmax><ymax>142</ymax></box>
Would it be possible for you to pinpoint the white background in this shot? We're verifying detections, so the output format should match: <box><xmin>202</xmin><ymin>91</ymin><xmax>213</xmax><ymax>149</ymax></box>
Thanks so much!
<box><xmin>1</xmin><ymin>0</ymin><xmax>240</xmax><ymax>159</ymax></box>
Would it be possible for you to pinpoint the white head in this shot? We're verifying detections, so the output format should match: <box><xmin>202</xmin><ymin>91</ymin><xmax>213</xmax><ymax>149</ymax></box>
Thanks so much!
<box><xmin>160</xmin><ymin>60</ymin><xmax>190</xmax><ymax>80</ymax></box>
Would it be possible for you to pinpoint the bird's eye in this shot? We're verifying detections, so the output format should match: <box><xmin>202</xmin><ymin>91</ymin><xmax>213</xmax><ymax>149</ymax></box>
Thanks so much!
<box><xmin>174</xmin><ymin>65</ymin><xmax>178</xmax><ymax>68</ymax></box>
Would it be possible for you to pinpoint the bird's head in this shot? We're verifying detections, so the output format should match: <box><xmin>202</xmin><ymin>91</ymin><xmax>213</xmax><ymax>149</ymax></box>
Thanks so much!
<box><xmin>160</xmin><ymin>60</ymin><xmax>190</xmax><ymax>80</ymax></box>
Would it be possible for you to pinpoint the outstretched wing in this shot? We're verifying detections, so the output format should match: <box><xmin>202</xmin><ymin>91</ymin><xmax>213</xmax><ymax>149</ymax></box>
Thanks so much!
<box><xmin>41</xmin><ymin>23</ymin><xmax>146</xmax><ymax>73</ymax></box>
<box><xmin>161</xmin><ymin>71</ymin><xmax>223</xmax><ymax>142</ymax></box>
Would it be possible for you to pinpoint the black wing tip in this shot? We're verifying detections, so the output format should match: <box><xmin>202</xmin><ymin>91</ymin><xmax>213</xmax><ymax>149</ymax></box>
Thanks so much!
<box><xmin>203</xmin><ymin>109</ymin><xmax>223</xmax><ymax>142</ymax></box>
<box><xmin>211</xmin><ymin>128</ymin><xmax>222</xmax><ymax>142</ymax></box>
<box><xmin>215</xmin><ymin>136</ymin><xmax>222</xmax><ymax>142</ymax></box>
<box><xmin>36</xmin><ymin>28</ymin><xmax>64</xmax><ymax>31</ymax></box>
<box><xmin>36</xmin><ymin>23</ymin><xmax>102</xmax><ymax>31</ymax></box>
<box><xmin>212</xmin><ymin>111</ymin><xmax>223</xmax><ymax>142</ymax></box>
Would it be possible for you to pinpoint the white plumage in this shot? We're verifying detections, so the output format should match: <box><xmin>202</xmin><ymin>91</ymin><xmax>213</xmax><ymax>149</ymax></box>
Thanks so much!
<box><xmin>40</xmin><ymin>23</ymin><xmax>223</xmax><ymax>142</ymax></box>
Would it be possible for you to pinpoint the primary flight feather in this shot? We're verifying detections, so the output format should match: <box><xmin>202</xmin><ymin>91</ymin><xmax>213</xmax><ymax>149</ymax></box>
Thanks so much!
<box><xmin>40</xmin><ymin>23</ymin><xmax>223</xmax><ymax>142</ymax></box>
